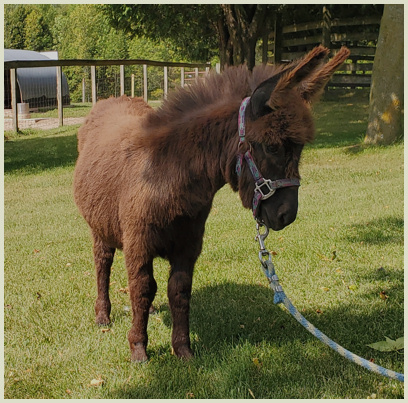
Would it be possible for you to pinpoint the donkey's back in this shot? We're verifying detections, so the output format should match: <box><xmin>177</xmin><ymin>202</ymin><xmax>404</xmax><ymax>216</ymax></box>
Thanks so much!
<box><xmin>77</xmin><ymin>95</ymin><xmax>152</xmax><ymax>153</ymax></box>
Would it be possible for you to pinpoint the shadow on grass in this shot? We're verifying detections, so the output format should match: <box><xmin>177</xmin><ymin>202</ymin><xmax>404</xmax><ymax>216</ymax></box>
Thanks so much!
<box><xmin>309</xmin><ymin>94</ymin><xmax>369</xmax><ymax>149</ymax></box>
<box><xmin>346</xmin><ymin>216</ymin><xmax>403</xmax><ymax>245</ymax></box>
<box><xmin>108</xmin><ymin>281</ymin><xmax>403</xmax><ymax>399</ymax></box>
<box><xmin>4</xmin><ymin>131</ymin><xmax>78</xmax><ymax>175</ymax></box>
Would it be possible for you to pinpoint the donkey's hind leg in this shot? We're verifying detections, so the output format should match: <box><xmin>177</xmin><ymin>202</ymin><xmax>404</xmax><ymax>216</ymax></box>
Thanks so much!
<box><xmin>92</xmin><ymin>233</ymin><xmax>115</xmax><ymax>325</ymax></box>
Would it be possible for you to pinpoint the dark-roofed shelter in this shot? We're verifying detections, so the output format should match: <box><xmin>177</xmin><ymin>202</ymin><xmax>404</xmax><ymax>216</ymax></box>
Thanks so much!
<box><xmin>4</xmin><ymin>49</ymin><xmax>70</xmax><ymax>109</ymax></box>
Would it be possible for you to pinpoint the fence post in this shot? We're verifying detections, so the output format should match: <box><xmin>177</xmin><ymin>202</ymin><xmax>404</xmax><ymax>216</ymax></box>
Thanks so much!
<box><xmin>120</xmin><ymin>64</ymin><xmax>125</xmax><ymax>96</ymax></box>
<box><xmin>273</xmin><ymin>13</ymin><xmax>283</xmax><ymax>63</ymax></box>
<box><xmin>322</xmin><ymin>6</ymin><xmax>332</xmax><ymax>92</ymax></box>
<box><xmin>322</xmin><ymin>6</ymin><xmax>331</xmax><ymax>49</ymax></box>
<box><xmin>10</xmin><ymin>68</ymin><xmax>18</xmax><ymax>132</ymax></box>
<box><xmin>194</xmin><ymin>67</ymin><xmax>199</xmax><ymax>81</ymax></box>
<box><xmin>143</xmin><ymin>64</ymin><xmax>148</xmax><ymax>102</ymax></box>
<box><xmin>164</xmin><ymin>66</ymin><xmax>168</xmax><ymax>99</ymax></box>
<box><xmin>216</xmin><ymin>63</ymin><xmax>221</xmax><ymax>74</ymax></box>
<box><xmin>91</xmin><ymin>65</ymin><xmax>97</xmax><ymax>105</ymax></box>
<box><xmin>180</xmin><ymin>67</ymin><xmax>185</xmax><ymax>87</ymax></box>
<box><xmin>131</xmin><ymin>74</ymin><xmax>135</xmax><ymax>98</ymax></box>
<box><xmin>82</xmin><ymin>77</ymin><xmax>86</xmax><ymax>103</ymax></box>
<box><xmin>56</xmin><ymin>66</ymin><xmax>63</xmax><ymax>127</ymax></box>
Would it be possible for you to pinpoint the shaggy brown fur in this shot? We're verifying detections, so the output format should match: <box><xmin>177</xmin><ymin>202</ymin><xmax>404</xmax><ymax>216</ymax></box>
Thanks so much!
<box><xmin>73</xmin><ymin>46</ymin><xmax>349</xmax><ymax>362</ymax></box>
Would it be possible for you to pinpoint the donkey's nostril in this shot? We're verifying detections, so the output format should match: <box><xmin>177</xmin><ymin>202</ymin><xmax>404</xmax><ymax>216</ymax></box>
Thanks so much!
<box><xmin>277</xmin><ymin>207</ymin><xmax>297</xmax><ymax>228</ymax></box>
<box><xmin>278</xmin><ymin>211</ymin><xmax>288</xmax><ymax>227</ymax></box>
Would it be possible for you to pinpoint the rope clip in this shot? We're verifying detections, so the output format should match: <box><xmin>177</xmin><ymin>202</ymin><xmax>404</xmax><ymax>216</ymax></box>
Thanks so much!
<box><xmin>255</xmin><ymin>222</ymin><xmax>270</xmax><ymax>266</ymax></box>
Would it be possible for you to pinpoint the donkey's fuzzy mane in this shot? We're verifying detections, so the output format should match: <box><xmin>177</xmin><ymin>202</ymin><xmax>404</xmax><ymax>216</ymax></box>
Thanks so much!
<box><xmin>152</xmin><ymin>63</ymin><xmax>294</xmax><ymax>124</ymax></box>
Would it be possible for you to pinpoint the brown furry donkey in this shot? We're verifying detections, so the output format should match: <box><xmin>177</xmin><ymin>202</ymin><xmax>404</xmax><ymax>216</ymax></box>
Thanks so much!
<box><xmin>73</xmin><ymin>46</ymin><xmax>350</xmax><ymax>362</ymax></box>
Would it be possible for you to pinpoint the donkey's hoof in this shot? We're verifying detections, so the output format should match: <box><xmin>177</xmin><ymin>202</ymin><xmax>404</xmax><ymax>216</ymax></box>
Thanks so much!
<box><xmin>131</xmin><ymin>343</ymin><xmax>148</xmax><ymax>363</ymax></box>
<box><xmin>95</xmin><ymin>314</ymin><xmax>110</xmax><ymax>326</ymax></box>
<box><xmin>173</xmin><ymin>345</ymin><xmax>194</xmax><ymax>360</ymax></box>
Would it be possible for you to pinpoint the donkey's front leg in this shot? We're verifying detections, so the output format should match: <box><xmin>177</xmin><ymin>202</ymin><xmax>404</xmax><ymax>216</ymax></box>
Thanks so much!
<box><xmin>126</xmin><ymin>257</ymin><xmax>157</xmax><ymax>363</ymax></box>
<box><xmin>167</xmin><ymin>261</ymin><xmax>195</xmax><ymax>359</ymax></box>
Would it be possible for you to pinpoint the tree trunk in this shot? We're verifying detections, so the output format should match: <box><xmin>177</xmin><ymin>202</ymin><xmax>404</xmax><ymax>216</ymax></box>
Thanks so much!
<box><xmin>217</xmin><ymin>16</ymin><xmax>230</xmax><ymax>69</ymax></box>
<box><xmin>220</xmin><ymin>5</ymin><xmax>271</xmax><ymax>71</ymax></box>
<box><xmin>365</xmin><ymin>4</ymin><xmax>404</xmax><ymax>145</ymax></box>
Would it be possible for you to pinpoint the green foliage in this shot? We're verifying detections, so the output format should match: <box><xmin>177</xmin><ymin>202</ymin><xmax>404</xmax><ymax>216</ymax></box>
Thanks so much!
<box><xmin>4</xmin><ymin>4</ymin><xmax>57</xmax><ymax>51</ymax></box>
<box><xmin>100</xmin><ymin>4</ymin><xmax>219</xmax><ymax>62</ymax></box>
<box><xmin>51</xmin><ymin>4</ymin><xmax>126</xmax><ymax>59</ymax></box>
<box><xmin>23</xmin><ymin>5</ymin><xmax>56</xmax><ymax>51</ymax></box>
<box><xmin>100</xmin><ymin>4</ymin><xmax>278</xmax><ymax>69</ymax></box>
<box><xmin>4</xmin><ymin>5</ymin><xmax>30</xmax><ymax>49</ymax></box>
<box><xmin>368</xmin><ymin>337</ymin><xmax>404</xmax><ymax>353</ymax></box>
<box><xmin>4</xmin><ymin>95</ymin><xmax>404</xmax><ymax>399</ymax></box>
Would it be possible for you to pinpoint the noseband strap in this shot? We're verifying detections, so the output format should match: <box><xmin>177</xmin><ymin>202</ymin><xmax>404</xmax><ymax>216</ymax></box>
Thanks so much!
<box><xmin>236</xmin><ymin>97</ymin><xmax>300</xmax><ymax>219</ymax></box>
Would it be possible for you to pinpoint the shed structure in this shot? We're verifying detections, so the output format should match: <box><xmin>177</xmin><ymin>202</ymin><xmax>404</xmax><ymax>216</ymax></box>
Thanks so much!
<box><xmin>4</xmin><ymin>49</ymin><xmax>70</xmax><ymax>109</ymax></box>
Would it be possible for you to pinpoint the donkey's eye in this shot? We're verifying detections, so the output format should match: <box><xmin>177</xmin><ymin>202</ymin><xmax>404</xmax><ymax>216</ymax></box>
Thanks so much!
<box><xmin>265</xmin><ymin>144</ymin><xmax>280</xmax><ymax>154</ymax></box>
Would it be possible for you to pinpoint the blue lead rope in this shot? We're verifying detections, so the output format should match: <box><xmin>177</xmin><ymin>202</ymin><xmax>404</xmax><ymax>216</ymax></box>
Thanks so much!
<box><xmin>261</xmin><ymin>252</ymin><xmax>404</xmax><ymax>382</ymax></box>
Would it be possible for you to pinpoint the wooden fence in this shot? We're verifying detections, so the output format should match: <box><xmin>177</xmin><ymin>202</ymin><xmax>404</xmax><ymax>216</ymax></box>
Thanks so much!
<box><xmin>266</xmin><ymin>8</ymin><xmax>381</xmax><ymax>89</ymax></box>
<box><xmin>4</xmin><ymin>58</ymin><xmax>210</xmax><ymax>132</ymax></box>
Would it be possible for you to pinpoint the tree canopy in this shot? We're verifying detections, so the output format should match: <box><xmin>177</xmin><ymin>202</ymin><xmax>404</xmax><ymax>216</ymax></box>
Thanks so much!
<box><xmin>4</xmin><ymin>4</ymin><xmax>56</xmax><ymax>51</ymax></box>
<box><xmin>100</xmin><ymin>4</ymin><xmax>384</xmax><ymax>70</ymax></box>
<box><xmin>100</xmin><ymin>4</ymin><xmax>279</xmax><ymax>70</ymax></box>
<box><xmin>5</xmin><ymin>3</ymin><xmax>384</xmax><ymax>69</ymax></box>
<box><xmin>99</xmin><ymin>4</ymin><xmax>218</xmax><ymax>63</ymax></box>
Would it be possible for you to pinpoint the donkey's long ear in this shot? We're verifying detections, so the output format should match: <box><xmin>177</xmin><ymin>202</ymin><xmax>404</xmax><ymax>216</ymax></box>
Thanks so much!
<box><xmin>272</xmin><ymin>45</ymin><xmax>330</xmax><ymax>93</ymax></box>
<box><xmin>297</xmin><ymin>47</ymin><xmax>350</xmax><ymax>103</ymax></box>
<box><xmin>249</xmin><ymin>46</ymin><xmax>330</xmax><ymax>119</ymax></box>
<box><xmin>249</xmin><ymin>74</ymin><xmax>283</xmax><ymax>119</ymax></box>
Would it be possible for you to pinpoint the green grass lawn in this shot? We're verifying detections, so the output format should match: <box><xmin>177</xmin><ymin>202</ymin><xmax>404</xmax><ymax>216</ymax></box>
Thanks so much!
<box><xmin>29</xmin><ymin>102</ymin><xmax>93</xmax><ymax>119</ymax></box>
<box><xmin>4</xmin><ymin>94</ymin><xmax>403</xmax><ymax>398</ymax></box>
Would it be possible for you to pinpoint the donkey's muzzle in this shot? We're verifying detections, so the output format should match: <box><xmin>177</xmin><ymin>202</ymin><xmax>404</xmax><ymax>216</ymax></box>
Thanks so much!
<box><xmin>257</xmin><ymin>187</ymin><xmax>299</xmax><ymax>231</ymax></box>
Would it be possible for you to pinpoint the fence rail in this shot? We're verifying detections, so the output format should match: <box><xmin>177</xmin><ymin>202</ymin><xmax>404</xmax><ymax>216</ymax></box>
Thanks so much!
<box><xmin>4</xmin><ymin>58</ymin><xmax>210</xmax><ymax>69</ymax></box>
<box><xmin>4</xmin><ymin>58</ymin><xmax>211</xmax><ymax>132</ymax></box>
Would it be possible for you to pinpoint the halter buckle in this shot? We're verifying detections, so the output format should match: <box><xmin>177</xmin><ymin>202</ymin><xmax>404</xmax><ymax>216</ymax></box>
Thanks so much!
<box><xmin>254</xmin><ymin>178</ymin><xmax>276</xmax><ymax>200</ymax></box>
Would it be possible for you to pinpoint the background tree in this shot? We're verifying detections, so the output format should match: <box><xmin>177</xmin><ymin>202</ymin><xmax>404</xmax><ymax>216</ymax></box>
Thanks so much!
<box><xmin>4</xmin><ymin>5</ymin><xmax>30</xmax><ymax>49</ymax></box>
<box><xmin>24</xmin><ymin>5</ymin><xmax>56</xmax><ymax>51</ymax></box>
<box><xmin>365</xmin><ymin>4</ymin><xmax>403</xmax><ymax>145</ymax></box>
<box><xmin>219</xmin><ymin>4</ymin><xmax>277</xmax><ymax>69</ymax></box>
<box><xmin>100</xmin><ymin>4</ymin><xmax>279</xmax><ymax>70</ymax></box>
<box><xmin>99</xmin><ymin>4</ymin><xmax>218</xmax><ymax>63</ymax></box>
<box><xmin>4</xmin><ymin>4</ymin><xmax>57</xmax><ymax>52</ymax></box>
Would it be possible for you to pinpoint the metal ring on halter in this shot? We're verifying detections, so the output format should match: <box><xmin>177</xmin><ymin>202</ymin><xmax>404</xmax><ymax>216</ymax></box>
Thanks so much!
<box><xmin>254</xmin><ymin>178</ymin><xmax>277</xmax><ymax>200</ymax></box>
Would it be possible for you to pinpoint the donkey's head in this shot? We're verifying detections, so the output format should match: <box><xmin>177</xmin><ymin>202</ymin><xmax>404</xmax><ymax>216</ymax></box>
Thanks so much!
<box><xmin>237</xmin><ymin>46</ymin><xmax>350</xmax><ymax>230</ymax></box>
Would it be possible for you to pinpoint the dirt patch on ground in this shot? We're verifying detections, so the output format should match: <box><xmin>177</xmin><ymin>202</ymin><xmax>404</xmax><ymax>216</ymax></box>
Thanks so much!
<box><xmin>4</xmin><ymin>117</ymin><xmax>85</xmax><ymax>131</ymax></box>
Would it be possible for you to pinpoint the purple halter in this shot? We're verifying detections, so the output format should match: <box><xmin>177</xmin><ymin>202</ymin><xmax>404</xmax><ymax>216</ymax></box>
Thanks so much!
<box><xmin>235</xmin><ymin>97</ymin><xmax>300</xmax><ymax>219</ymax></box>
